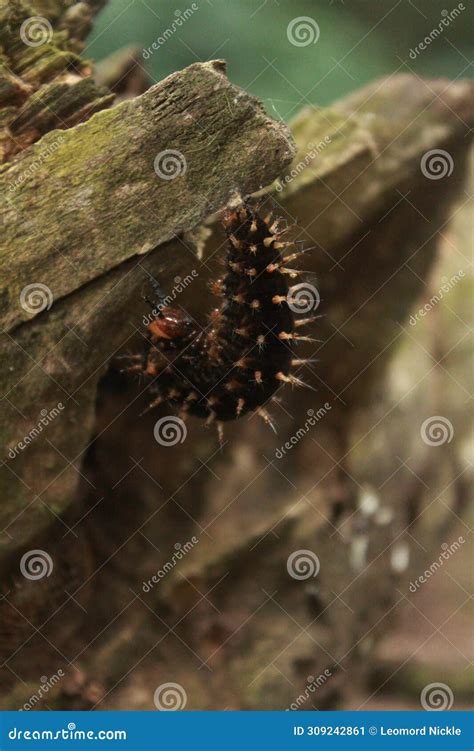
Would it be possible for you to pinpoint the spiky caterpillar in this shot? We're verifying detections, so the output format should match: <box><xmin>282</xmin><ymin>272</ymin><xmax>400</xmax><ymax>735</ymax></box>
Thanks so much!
<box><xmin>124</xmin><ymin>202</ymin><xmax>312</xmax><ymax>434</ymax></box>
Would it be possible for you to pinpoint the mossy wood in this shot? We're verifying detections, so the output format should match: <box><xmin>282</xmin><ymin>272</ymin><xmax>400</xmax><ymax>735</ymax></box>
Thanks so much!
<box><xmin>1</xmin><ymin>0</ymin><xmax>473</xmax><ymax>712</ymax></box>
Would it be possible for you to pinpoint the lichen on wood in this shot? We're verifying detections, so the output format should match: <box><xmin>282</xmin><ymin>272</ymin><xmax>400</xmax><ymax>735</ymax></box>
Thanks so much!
<box><xmin>1</xmin><ymin>59</ymin><xmax>295</xmax><ymax>331</ymax></box>
<box><xmin>0</xmin><ymin>0</ymin><xmax>113</xmax><ymax>161</ymax></box>
<box><xmin>0</xmin><ymin>0</ymin><xmax>472</xmax><ymax>713</ymax></box>
<box><xmin>0</xmin><ymin>57</ymin><xmax>295</xmax><ymax>556</ymax></box>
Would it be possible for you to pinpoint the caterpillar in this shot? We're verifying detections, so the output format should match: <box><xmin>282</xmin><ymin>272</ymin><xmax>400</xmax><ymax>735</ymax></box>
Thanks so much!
<box><xmin>122</xmin><ymin>201</ymin><xmax>315</xmax><ymax>439</ymax></box>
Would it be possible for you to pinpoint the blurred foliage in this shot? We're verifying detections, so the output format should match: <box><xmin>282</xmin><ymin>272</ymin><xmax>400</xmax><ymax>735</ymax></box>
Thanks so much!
<box><xmin>87</xmin><ymin>0</ymin><xmax>473</xmax><ymax>120</ymax></box>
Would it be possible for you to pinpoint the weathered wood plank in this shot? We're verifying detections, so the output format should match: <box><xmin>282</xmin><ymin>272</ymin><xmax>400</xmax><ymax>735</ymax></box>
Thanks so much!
<box><xmin>1</xmin><ymin>59</ymin><xmax>295</xmax><ymax>331</ymax></box>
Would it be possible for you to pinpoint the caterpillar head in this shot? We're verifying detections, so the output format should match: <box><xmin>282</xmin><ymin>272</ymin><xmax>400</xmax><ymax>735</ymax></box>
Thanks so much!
<box><xmin>147</xmin><ymin>306</ymin><xmax>195</xmax><ymax>348</ymax></box>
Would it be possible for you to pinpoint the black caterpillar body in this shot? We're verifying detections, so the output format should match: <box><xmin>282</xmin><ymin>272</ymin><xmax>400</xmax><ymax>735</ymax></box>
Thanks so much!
<box><xmin>124</xmin><ymin>202</ymin><xmax>313</xmax><ymax>434</ymax></box>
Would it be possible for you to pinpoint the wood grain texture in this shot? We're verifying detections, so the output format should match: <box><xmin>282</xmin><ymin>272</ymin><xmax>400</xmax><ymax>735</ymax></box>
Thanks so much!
<box><xmin>1</xmin><ymin>1</ymin><xmax>472</xmax><ymax>711</ymax></box>
<box><xmin>1</xmin><ymin>59</ymin><xmax>295</xmax><ymax>331</ymax></box>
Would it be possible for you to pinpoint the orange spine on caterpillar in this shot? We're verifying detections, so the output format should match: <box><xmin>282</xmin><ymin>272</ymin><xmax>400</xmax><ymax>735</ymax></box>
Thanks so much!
<box><xmin>122</xmin><ymin>200</ymin><xmax>315</xmax><ymax>437</ymax></box>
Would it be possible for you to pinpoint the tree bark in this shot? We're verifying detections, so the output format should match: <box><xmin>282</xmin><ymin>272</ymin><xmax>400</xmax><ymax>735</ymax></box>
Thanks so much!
<box><xmin>1</xmin><ymin>0</ymin><xmax>472</xmax><ymax>712</ymax></box>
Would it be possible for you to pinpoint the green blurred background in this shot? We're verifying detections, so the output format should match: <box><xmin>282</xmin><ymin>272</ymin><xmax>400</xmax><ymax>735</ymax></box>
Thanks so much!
<box><xmin>87</xmin><ymin>0</ymin><xmax>473</xmax><ymax>121</ymax></box>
